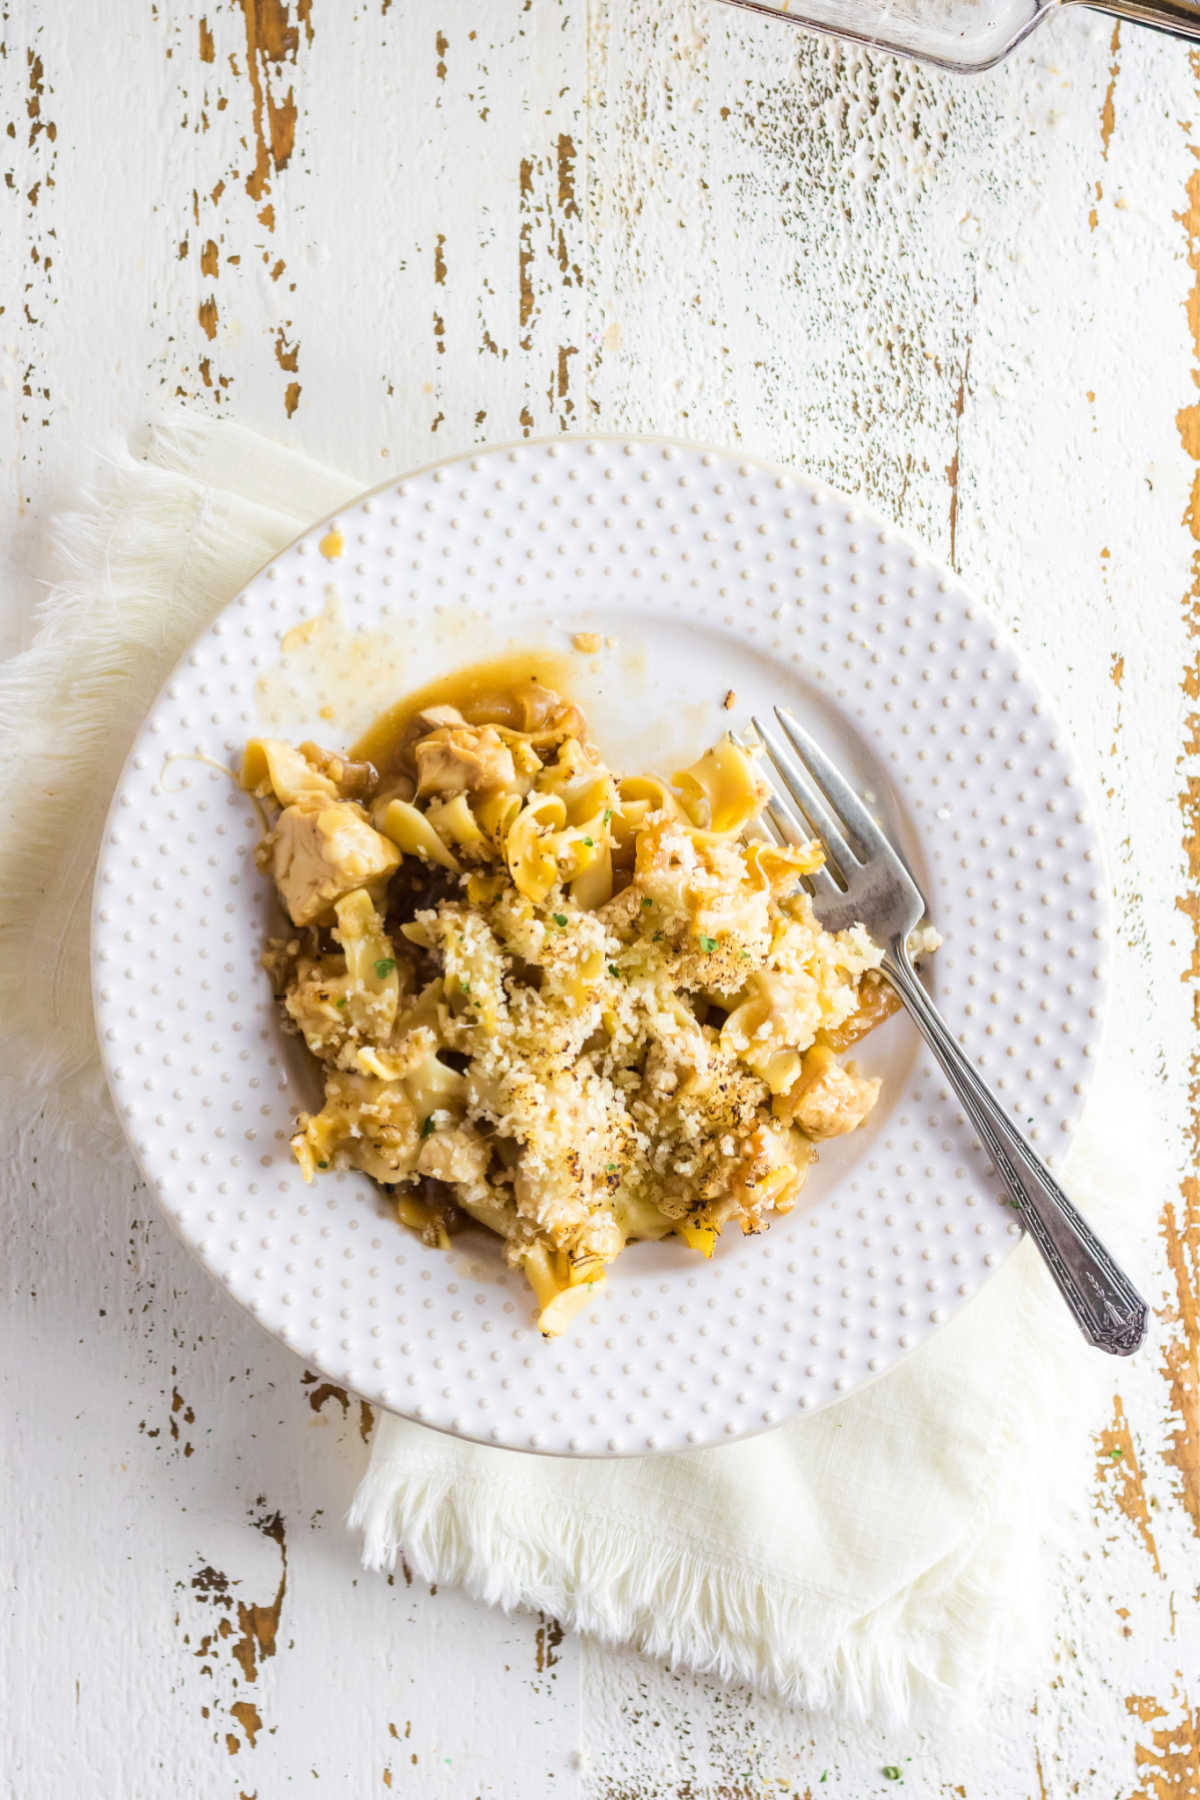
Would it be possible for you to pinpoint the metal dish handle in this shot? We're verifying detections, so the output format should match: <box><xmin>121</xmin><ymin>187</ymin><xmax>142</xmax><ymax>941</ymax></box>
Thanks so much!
<box><xmin>714</xmin><ymin>0</ymin><xmax>1200</xmax><ymax>64</ymax></box>
<box><xmin>1076</xmin><ymin>0</ymin><xmax>1200</xmax><ymax>37</ymax></box>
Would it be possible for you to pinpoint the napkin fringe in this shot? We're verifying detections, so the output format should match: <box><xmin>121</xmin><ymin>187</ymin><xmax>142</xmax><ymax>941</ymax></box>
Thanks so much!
<box><xmin>349</xmin><ymin>1429</ymin><xmax>1062</xmax><ymax>1720</ymax></box>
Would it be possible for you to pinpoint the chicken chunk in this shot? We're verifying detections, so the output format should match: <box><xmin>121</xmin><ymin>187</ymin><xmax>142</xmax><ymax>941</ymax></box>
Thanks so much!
<box><xmin>404</xmin><ymin>703</ymin><xmax>467</xmax><ymax>739</ymax></box>
<box><xmin>775</xmin><ymin>1042</ymin><xmax>880</xmax><ymax>1140</ymax></box>
<box><xmin>269</xmin><ymin>796</ymin><xmax>401</xmax><ymax>926</ymax></box>
<box><xmin>389</xmin><ymin>704</ymin><xmax>467</xmax><ymax>774</ymax></box>
<box><xmin>416</xmin><ymin>1120</ymin><xmax>491</xmax><ymax>1188</ymax></box>
<box><xmin>293</xmin><ymin>1069</ymin><xmax>421</xmax><ymax>1183</ymax></box>
<box><xmin>414</xmin><ymin>724</ymin><xmax>516</xmax><ymax>798</ymax></box>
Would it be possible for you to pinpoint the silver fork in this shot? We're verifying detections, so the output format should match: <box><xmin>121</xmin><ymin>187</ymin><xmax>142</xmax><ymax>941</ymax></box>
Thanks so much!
<box><xmin>751</xmin><ymin>707</ymin><xmax>1147</xmax><ymax>1357</ymax></box>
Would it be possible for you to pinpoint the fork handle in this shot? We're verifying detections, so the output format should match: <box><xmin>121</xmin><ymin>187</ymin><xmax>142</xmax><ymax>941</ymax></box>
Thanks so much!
<box><xmin>880</xmin><ymin>948</ymin><xmax>1147</xmax><ymax>1357</ymax></box>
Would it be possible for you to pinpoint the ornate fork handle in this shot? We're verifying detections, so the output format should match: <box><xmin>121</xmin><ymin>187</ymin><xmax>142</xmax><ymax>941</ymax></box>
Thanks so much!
<box><xmin>882</xmin><ymin>946</ymin><xmax>1147</xmax><ymax>1356</ymax></box>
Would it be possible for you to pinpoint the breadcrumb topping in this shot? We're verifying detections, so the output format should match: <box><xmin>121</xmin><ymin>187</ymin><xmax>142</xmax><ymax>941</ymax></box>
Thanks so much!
<box><xmin>244</xmin><ymin>674</ymin><xmax>906</xmax><ymax>1333</ymax></box>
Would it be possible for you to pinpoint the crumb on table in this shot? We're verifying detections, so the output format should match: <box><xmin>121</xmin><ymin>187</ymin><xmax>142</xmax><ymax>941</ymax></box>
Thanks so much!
<box><xmin>723</xmin><ymin>689</ymin><xmax>736</xmax><ymax>711</ymax></box>
<box><xmin>572</xmin><ymin>632</ymin><xmax>603</xmax><ymax>654</ymax></box>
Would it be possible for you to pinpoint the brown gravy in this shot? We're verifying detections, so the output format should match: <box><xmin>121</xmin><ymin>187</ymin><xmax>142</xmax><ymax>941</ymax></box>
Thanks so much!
<box><xmin>350</xmin><ymin>649</ymin><xmax>574</xmax><ymax>771</ymax></box>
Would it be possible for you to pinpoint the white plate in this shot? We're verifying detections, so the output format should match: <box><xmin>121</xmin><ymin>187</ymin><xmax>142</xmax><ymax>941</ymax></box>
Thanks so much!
<box><xmin>92</xmin><ymin>437</ymin><xmax>1107</xmax><ymax>1456</ymax></box>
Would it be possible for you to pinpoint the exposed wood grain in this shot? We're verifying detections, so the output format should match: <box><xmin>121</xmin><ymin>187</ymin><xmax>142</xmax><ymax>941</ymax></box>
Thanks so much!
<box><xmin>1096</xmin><ymin>1396</ymin><xmax>1161</xmax><ymax>1575</ymax></box>
<box><xmin>1128</xmin><ymin>1691</ymin><xmax>1200</xmax><ymax>1799</ymax></box>
<box><xmin>1089</xmin><ymin>23</ymin><xmax>1120</xmax><ymax>230</ymax></box>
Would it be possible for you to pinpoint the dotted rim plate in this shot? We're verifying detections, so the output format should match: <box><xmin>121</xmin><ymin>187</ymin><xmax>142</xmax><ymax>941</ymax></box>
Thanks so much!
<box><xmin>92</xmin><ymin>436</ymin><xmax>1108</xmax><ymax>1457</ymax></box>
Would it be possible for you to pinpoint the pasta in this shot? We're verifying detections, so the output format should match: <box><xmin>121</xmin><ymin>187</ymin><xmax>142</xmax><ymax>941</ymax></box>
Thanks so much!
<box><xmin>243</xmin><ymin>662</ymin><xmax>908</xmax><ymax>1335</ymax></box>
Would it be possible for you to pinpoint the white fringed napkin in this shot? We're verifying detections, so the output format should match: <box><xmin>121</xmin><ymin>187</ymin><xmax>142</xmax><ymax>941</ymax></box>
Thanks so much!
<box><xmin>0</xmin><ymin>416</ymin><xmax>1150</xmax><ymax>1720</ymax></box>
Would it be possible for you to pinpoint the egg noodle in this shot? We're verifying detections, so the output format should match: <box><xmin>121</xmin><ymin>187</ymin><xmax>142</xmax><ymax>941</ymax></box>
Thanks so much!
<box><xmin>243</xmin><ymin>665</ymin><xmax>902</xmax><ymax>1335</ymax></box>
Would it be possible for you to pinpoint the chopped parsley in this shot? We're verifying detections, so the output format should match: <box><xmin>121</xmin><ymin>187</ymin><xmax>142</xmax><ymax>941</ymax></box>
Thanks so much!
<box><xmin>582</xmin><ymin>836</ymin><xmax>594</xmax><ymax>847</ymax></box>
<box><xmin>374</xmin><ymin>957</ymin><xmax>396</xmax><ymax>978</ymax></box>
<box><xmin>317</xmin><ymin>1160</ymin><xmax>328</xmax><ymax>1169</ymax></box>
<box><xmin>882</xmin><ymin>1769</ymin><xmax>902</xmax><ymax>1783</ymax></box>
<box><xmin>603</xmin><ymin>807</ymin><xmax>613</xmax><ymax>824</ymax></box>
<box><xmin>698</xmin><ymin>934</ymin><xmax>718</xmax><ymax>953</ymax></box>
<box><xmin>641</xmin><ymin>896</ymin><xmax>653</xmax><ymax>909</ymax></box>
<box><xmin>335</xmin><ymin>994</ymin><xmax>349</xmax><ymax>1008</ymax></box>
<box><xmin>607</xmin><ymin>963</ymin><xmax>621</xmax><ymax>979</ymax></box>
<box><xmin>605</xmin><ymin>1162</ymin><xmax>618</xmax><ymax>1174</ymax></box>
<box><xmin>420</xmin><ymin>1115</ymin><xmax>438</xmax><ymax>1139</ymax></box>
<box><xmin>1110</xmin><ymin>1446</ymin><xmax>1124</xmax><ymax>1460</ymax></box>
<box><xmin>739</xmin><ymin>949</ymin><xmax>752</xmax><ymax>961</ymax></box>
<box><xmin>553</xmin><ymin>912</ymin><xmax>568</xmax><ymax>927</ymax></box>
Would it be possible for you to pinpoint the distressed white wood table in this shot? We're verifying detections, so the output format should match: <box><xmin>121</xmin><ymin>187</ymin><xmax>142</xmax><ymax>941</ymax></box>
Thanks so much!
<box><xmin>2</xmin><ymin>3</ymin><xmax>1197</xmax><ymax>1794</ymax></box>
